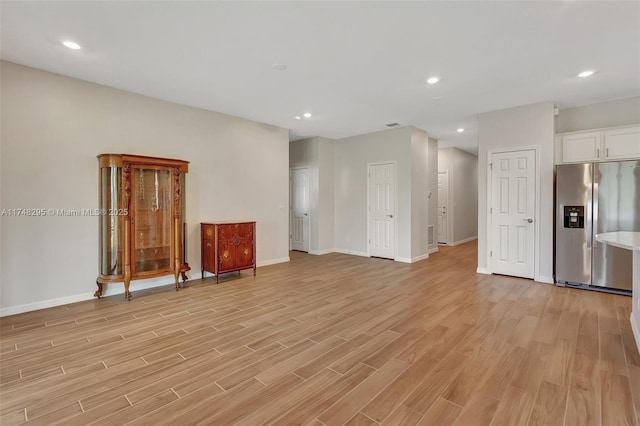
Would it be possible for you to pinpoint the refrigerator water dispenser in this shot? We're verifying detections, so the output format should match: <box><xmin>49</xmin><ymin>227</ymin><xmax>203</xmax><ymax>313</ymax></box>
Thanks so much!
<box><xmin>563</xmin><ymin>206</ymin><xmax>584</xmax><ymax>229</ymax></box>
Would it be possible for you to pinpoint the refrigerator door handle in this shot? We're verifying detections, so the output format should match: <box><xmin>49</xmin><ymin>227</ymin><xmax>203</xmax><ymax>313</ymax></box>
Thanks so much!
<box><xmin>592</xmin><ymin>181</ymin><xmax>598</xmax><ymax>248</ymax></box>
<box><xmin>586</xmin><ymin>181</ymin><xmax>594</xmax><ymax>249</ymax></box>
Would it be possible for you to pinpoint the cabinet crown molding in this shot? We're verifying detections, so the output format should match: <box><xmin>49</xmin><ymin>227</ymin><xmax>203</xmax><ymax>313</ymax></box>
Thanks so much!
<box><xmin>97</xmin><ymin>154</ymin><xmax>189</xmax><ymax>172</ymax></box>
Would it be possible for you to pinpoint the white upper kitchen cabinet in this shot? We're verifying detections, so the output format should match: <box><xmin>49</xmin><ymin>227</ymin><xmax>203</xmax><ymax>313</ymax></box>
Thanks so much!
<box><xmin>604</xmin><ymin>127</ymin><xmax>640</xmax><ymax>160</ymax></box>
<box><xmin>562</xmin><ymin>131</ymin><xmax>602</xmax><ymax>163</ymax></box>
<box><xmin>557</xmin><ymin>125</ymin><xmax>640</xmax><ymax>164</ymax></box>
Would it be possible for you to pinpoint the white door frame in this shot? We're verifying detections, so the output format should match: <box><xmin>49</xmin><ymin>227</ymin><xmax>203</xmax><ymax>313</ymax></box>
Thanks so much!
<box><xmin>290</xmin><ymin>167</ymin><xmax>311</xmax><ymax>252</ymax></box>
<box><xmin>437</xmin><ymin>171</ymin><xmax>450</xmax><ymax>244</ymax></box>
<box><xmin>486</xmin><ymin>146</ymin><xmax>541</xmax><ymax>281</ymax></box>
<box><xmin>367</xmin><ymin>161</ymin><xmax>398</xmax><ymax>259</ymax></box>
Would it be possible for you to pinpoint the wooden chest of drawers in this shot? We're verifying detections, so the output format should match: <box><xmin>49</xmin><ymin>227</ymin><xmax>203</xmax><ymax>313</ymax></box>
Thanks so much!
<box><xmin>201</xmin><ymin>221</ymin><xmax>256</xmax><ymax>283</ymax></box>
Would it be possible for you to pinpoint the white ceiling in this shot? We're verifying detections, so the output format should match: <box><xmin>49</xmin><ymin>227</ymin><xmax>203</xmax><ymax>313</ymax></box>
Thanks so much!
<box><xmin>2</xmin><ymin>1</ymin><xmax>639</xmax><ymax>154</ymax></box>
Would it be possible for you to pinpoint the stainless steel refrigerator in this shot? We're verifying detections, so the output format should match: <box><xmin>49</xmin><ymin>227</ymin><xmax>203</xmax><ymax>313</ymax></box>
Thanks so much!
<box><xmin>556</xmin><ymin>161</ymin><xmax>640</xmax><ymax>292</ymax></box>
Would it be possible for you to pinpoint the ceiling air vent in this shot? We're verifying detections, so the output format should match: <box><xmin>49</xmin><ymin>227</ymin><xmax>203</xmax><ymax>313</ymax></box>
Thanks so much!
<box><xmin>385</xmin><ymin>123</ymin><xmax>400</xmax><ymax>127</ymax></box>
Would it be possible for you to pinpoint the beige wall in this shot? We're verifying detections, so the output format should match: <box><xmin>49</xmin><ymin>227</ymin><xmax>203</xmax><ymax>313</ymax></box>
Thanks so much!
<box><xmin>410</xmin><ymin>128</ymin><xmax>429</xmax><ymax>259</ymax></box>
<box><xmin>438</xmin><ymin>147</ymin><xmax>478</xmax><ymax>244</ymax></box>
<box><xmin>317</xmin><ymin>137</ymin><xmax>335</xmax><ymax>253</ymax></box>
<box><xmin>556</xmin><ymin>96</ymin><xmax>640</xmax><ymax>133</ymax></box>
<box><xmin>0</xmin><ymin>61</ymin><xmax>290</xmax><ymax>315</ymax></box>
<box><xmin>289</xmin><ymin>136</ymin><xmax>335</xmax><ymax>254</ymax></box>
<box><xmin>334</xmin><ymin>127</ymin><xmax>413</xmax><ymax>259</ymax></box>
<box><xmin>333</xmin><ymin>126</ymin><xmax>436</xmax><ymax>262</ymax></box>
<box><xmin>478</xmin><ymin>101</ymin><xmax>555</xmax><ymax>283</ymax></box>
<box><xmin>427</xmin><ymin>137</ymin><xmax>439</xmax><ymax>252</ymax></box>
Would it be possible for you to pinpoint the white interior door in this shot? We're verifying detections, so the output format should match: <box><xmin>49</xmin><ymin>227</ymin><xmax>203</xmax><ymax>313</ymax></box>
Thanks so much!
<box><xmin>368</xmin><ymin>163</ymin><xmax>396</xmax><ymax>259</ymax></box>
<box><xmin>490</xmin><ymin>149</ymin><xmax>535</xmax><ymax>278</ymax></box>
<box><xmin>291</xmin><ymin>168</ymin><xmax>309</xmax><ymax>252</ymax></box>
<box><xmin>437</xmin><ymin>171</ymin><xmax>449</xmax><ymax>244</ymax></box>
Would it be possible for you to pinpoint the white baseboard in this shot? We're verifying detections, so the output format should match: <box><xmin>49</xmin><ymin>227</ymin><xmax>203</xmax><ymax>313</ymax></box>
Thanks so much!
<box><xmin>1</xmin><ymin>256</ymin><xmax>291</xmax><ymax>317</ymax></box>
<box><xmin>309</xmin><ymin>249</ymin><xmax>335</xmax><ymax>255</ymax></box>
<box><xmin>413</xmin><ymin>253</ymin><xmax>429</xmax><ymax>262</ymax></box>
<box><xmin>632</xmin><ymin>312</ymin><xmax>640</xmax><ymax>356</ymax></box>
<box><xmin>1</xmin><ymin>274</ymin><xmax>184</xmax><ymax>317</ymax></box>
<box><xmin>101</xmin><ymin>275</ymin><xmax>179</xmax><ymax>297</ymax></box>
<box><xmin>334</xmin><ymin>249</ymin><xmax>369</xmax><ymax>257</ymax></box>
<box><xmin>428</xmin><ymin>246</ymin><xmax>439</xmax><ymax>254</ymax></box>
<box><xmin>451</xmin><ymin>236</ymin><xmax>478</xmax><ymax>246</ymax></box>
<box><xmin>473</xmin><ymin>268</ymin><xmax>554</xmax><ymax>283</ymax></box>
<box><xmin>0</xmin><ymin>292</ymin><xmax>96</xmax><ymax>317</ymax></box>
<box><xmin>474</xmin><ymin>268</ymin><xmax>554</xmax><ymax>283</ymax></box>
<box><xmin>535</xmin><ymin>276</ymin><xmax>555</xmax><ymax>284</ymax></box>
<box><xmin>257</xmin><ymin>257</ymin><xmax>290</xmax><ymax>267</ymax></box>
<box><xmin>395</xmin><ymin>253</ymin><xmax>429</xmax><ymax>264</ymax></box>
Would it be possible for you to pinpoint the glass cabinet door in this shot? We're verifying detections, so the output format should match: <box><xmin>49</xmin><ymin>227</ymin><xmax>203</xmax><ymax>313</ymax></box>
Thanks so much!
<box><xmin>99</xmin><ymin>167</ymin><xmax>124</xmax><ymax>277</ymax></box>
<box><xmin>132</xmin><ymin>167</ymin><xmax>173</xmax><ymax>275</ymax></box>
<box><xmin>180</xmin><ymin>173</ymin><xmax>187</xmax><ymax>265</ymax></box>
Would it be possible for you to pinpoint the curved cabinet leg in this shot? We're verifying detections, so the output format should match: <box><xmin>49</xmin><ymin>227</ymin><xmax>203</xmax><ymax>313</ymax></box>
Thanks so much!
<box><xmin>124</xmin><ymin>279</ymin><xmax>131</xmax><ymax>300</ymax></box>
<box><xmin>94</xmin><ymin>280</ymin><xmax>103</xmax><ymax>299</ymax></box>
<box><xmin>178</xmin><ymin>264</ymin><xmax>190</xmax><ymax>286</ymax></box>
<box><xmin>174</xmin><ymin>270</ymin><xmax>181</xmax><ymax>291</ymax></box>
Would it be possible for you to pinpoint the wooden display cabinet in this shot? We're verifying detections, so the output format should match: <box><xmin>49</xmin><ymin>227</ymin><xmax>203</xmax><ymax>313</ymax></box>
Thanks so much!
<box><xmin>201</xmin><ymin>221</ymin><xmax>256</xmax><ymax>283</ymax></box>
<box><xmin>96</xmin><ymin>154</ymin><xmax>190</xmax><ymax>300</ymax></box>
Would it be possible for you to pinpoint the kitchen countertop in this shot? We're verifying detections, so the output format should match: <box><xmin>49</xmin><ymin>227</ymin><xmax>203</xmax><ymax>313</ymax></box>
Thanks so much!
<box><xmin>595</xmin><ymin>231</ymin><xmax>640</xmax><ymax>251</ymax></box>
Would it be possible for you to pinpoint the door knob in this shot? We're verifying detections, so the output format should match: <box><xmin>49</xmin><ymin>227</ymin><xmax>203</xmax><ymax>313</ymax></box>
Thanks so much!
<box><xmin>523</xmin><ymin>218</ymin><xmax>533</xmax><ymax>223</ymax></box>
<box><xmin>386</xmin><ymin>214</ymin><xmax>394</xmax><ymax>218</ymax></box>
<box><xmin>303</xmin><ymin>213</ymin><xmax>308</xmax><ymax>216</ymax></box>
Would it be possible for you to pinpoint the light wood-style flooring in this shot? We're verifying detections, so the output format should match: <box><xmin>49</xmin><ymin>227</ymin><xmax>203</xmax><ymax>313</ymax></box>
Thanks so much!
<box><xmin>1</xmin><ymin>242</ymin><xmax>639</xmax><ymax>425</ymax></box>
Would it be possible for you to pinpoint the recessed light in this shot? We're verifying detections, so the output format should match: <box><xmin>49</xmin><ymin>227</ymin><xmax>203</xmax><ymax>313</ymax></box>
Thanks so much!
<box><xmin>272</xmin><ymin>63</ymin><xmax>287</xmax><ymax>71</ymax></box>
<box><xmin>294</xmin><ymin>116</ymin><xmax>301</xmax><ymax>120</ymax></box>
<box><xmin>457</xmin><ymin>128</ymin><xmax>464</xmax><ymax>133</ymax></box>
<box><xmin>426</xmin><ymin>76</ymin><xmax>439</xmax><ymax>85</ymax></box>
<box><xmin>303</xmin><ymin>112</ymin><xmax>312</xmax><ymax>118</ymax></box>
<box><xmin>578</xmin><ymin>70</ymin><xmax>594</xmax><ymax>78</ymax></box>
<box><xmin>62</xmin><ymin>40</ymin><xmax>81</xmax><ymax>50</ymax></box>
